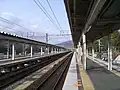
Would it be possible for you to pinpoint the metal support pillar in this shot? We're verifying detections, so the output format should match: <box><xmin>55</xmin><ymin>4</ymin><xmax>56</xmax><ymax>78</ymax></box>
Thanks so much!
<box><xmin>30</xmin><ymin>45</ymin><xmax>33</xmax><ymax>57</ymax></box>
<box><xmin>92</xmin><ymin>43</ymin><xmax>94</xmax><ymax>60</ymax></box>
<box><xmin>40</xmin><ymin>47</ymin><xmax>43</xmax><ymax>55</ymax></box>
<box><xmin>7</xmin><ymin>41</ymin><xmax>9</xmax><ymax>59</ymax></box>
<box><xmin>12</xmin><ymin>43</ymin><xmax>15</xmax><ymax>60</ymax></box>
<box><xmin>108</xmin><ymin>35</ymin><xmax>112</xmax><ymax>70</ymax></box>
<box><xmin>82</xmin><ymin>33</ymin><xmax>87</xmax><ymax>70</ymax></box>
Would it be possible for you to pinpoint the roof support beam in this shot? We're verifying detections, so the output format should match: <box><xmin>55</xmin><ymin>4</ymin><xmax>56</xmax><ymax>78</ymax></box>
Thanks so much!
<box><xmin>97</xmin><ymin>19</ymin><xmax>120</xmax><ymax>24</ymax></box>
<box><xmin>72</xmin><ymin>26</ymin><xmax>83</xmax><ymax>30</ymax></box>
<box><xmin>71</xmin><ymin>14</ymin><xmax>85</xmax><ymax>19</ymax></box>
<box><xmin>84</xmin><ymin>0</ymin><xmax>107</xmax><ymax>33</ymax></box>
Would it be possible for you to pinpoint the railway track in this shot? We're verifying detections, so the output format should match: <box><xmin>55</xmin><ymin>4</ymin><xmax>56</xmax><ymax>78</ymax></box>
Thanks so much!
<box><xmin>0</xmin><ymin>51</ymin><xmax>70</xmax><ymax>89</ymax></box>
<box><xmin>25</xmin><ymin>52</ymin><xmax>73</xmax><ymax>90</ymax></box>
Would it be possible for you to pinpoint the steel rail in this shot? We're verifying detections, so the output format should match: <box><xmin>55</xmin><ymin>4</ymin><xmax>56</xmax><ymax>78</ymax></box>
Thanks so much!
<box><xmin>0</xmin><ymin>52</ymin><xmax>70</xmax><ymax>89</ymax></box>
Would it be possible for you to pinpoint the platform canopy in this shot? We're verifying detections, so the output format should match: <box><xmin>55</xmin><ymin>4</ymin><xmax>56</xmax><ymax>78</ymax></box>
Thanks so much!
<box><xmin>64</xmin><ymin>0</ymin><xmax>120</xmax><ymax>47</ymax></box>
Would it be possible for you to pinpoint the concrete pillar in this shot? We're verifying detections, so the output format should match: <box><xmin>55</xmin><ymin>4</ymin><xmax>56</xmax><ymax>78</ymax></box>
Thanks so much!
<box><xmin>78</xmin><ymin>42</ymin><xmax>82</xmax><ymax>63</ymax></box>
<box><xmin>25</xmin><ymin>50</ymin><xmax>27</xmax><ymax>56</ymax></box>
<box><xmin>24</xmin><ymin>44</ymin><xmax>27</xmax><ymax>56</ymax></box>
<box><xmin>98</xmin><ymin>39</ymin><xmax>101</xmax><ymax>52</ymax></box>
<box><xmin>23</xmin><ymin>43</ymin><xmax>27</xmax><ymax>56</ymax></box>
<box><xmin>55</xmin><ymin>48</ymin><xmax>57</xmax><ymax>53</ymax></box>
<box><xmin>92</xmin><ymin>43</ymin><xmax>95</xmax><ymax>60</ymax></box>
<box><xmin>12</xmin><ymin>43</ymin><xmax>15</xmax><ymax>60</ymax></box>
<box><xmin>47</xmin><ymin>47</ymin><xmax>49</xmax><ymax>54</ymax></box>
<box><xmin>108</xmin><ymin>35</ymin><xmax>112</xmax><ymax>70</ymax></box>
<box><xmin>40</xmin><ymin>47</ymin><xmax>43</xmax><ymax>55</ymax></box>
<box><xmin>30</xmin><ymin>45</ymin><xmax>33</xmax><ymax>57</ymax></box>
<box><xmin>82</xmin><ymin>33</ymin><xmax>87</xmax><ymax>70</ymax></box>
<box><xmin>54</xmin><ymin>48</ymin><xmax>55</xmax><ymax>53</ymax></box>
<box><xmin>51</xmin><ymin>48</ymin><xmax>54</xmax><ymax>54</ymax></box>
<box><xmin>60</xmin><ymin>49</ymin><xmax>62</xmax><ymax>52</ymax></box>
<box><xmin>56</xmin><ymin>48</ymin><xmax>58</xmax><ymax>53</ymax></box>
<box><xmin>7</xmin><ymin>41</ymin><xmax>9</xmax><ymax>59</ymax></box>
<box><xmin>60</xmin><ymin>48</ymin><xmax>62</xmax><ymax>52</ymax></box>
<box><xmin>86</xmin><ymin>48</ymin><xmax>88</xmax><ymax>56</ymax></box>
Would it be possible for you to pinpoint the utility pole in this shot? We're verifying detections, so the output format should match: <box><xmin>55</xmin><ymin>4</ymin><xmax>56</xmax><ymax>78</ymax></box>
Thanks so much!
<box><xmin>27</xmin><ymin>32</ymin><xmax>29</xmax><ymax>38</ymax></box>
<box><xmin>32</xmin><ymin>32</ymin><xmax>35</xmax><ymax>39</ymax></box>
<box><xmin>46</xmin><ymin>33</ymin><xmax>48</xmax><ymax>43</ymax></box>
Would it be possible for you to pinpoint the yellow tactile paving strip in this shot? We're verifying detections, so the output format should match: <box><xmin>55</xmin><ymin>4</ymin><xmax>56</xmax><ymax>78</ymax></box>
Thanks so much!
<box><xmin>78</xmin><ymin>57</ymin><xmax>95</xmax><ymax>90</ymax></box>
<box><xmin>111</xmin><ymin>70</ymin><xmax>120</xmax><ymax>76</ymax></box>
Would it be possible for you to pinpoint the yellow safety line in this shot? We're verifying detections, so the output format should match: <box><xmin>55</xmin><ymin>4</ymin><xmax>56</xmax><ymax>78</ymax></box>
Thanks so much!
<box><xmin>78</xmin><ymin>57</ymin><xmax>95</xmax><ymax>90</ymax></box>
<box><xmin>111</xmin><ymin>70</ymin><xmax>120</xmax><ymax>76</ymax></box>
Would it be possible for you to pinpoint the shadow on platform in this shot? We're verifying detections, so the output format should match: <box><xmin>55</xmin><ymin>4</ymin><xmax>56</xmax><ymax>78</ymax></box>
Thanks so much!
<box><xmin>87</xmin><ymin>58</ymin><xmax>120</xmax><ymax>90</ymax></box>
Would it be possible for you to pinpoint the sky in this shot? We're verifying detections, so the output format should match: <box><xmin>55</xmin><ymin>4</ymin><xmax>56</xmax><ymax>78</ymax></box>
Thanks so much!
<box><xmin>0</xmin><ymin>0</ymin><xmax>72</xmax><ymax>44</ymax></box>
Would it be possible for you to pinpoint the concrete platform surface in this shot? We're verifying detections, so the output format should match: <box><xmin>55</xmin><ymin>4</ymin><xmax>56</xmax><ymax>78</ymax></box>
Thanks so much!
<box><xmin>63</xmin><ymin>53</ymin><xmax>78</xmax><ymax>90</ymax></box>
<box><xmin>87</xmin><ymin>58</ymin><xmax>120</xmax><ymax>90</ymax></box>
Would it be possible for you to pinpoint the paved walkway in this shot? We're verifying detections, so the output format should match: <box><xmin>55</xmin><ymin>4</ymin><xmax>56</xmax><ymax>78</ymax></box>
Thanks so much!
<box><xmin>87</xmin><ymin>57</ymin><xmax>120</xmax><ymax>90</ymax></box>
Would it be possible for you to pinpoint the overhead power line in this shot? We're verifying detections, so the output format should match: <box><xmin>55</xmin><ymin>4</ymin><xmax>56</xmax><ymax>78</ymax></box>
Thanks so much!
<box><xmin>33</xmin><ymin>0</ymin><xmax>61</xmax><ymax>31</ymax></box>
<box><xmin>0</xmin><ymin>17</ymin><xmax>32</xmax><ymax>31</ymax></box>
<box><xmin>0</xmin><ymin>23</ymin><xmax>19</xmax><ymax>31</ymax></box>
<box><xmin>28</xmin><ymin>33</ymin><xmax>71</xmax><ymax>42</ymax></box>
<box><xmin>28</xmin><ymin>33</ymin><xmax>71</xmax><ymax>37</ymax></box>
<box><xmin>46</xmin><ymin>0</ymin><xmax>62</xmax><ymax>30</ymax></box>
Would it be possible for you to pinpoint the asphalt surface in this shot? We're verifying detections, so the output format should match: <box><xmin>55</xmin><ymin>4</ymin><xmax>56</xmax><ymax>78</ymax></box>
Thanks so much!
<box><xmin>87</xmin><ymin>58</ymin><xmax>120</xmax><ymax>90</ymax></box>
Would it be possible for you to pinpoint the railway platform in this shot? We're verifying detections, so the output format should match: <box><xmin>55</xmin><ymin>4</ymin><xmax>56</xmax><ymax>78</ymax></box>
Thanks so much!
<box><xmin>63</xmin><ymin>53</ymin><xmax>82</xmax><ymax>90</ymax></box>
<box><xmin>87</xmin><ymin>56</ymin><xmax>120</xmax><ymax>90</ymax></box>
<box><xmin>63</xmin><ymin>53</ymin><xmax>94</xmax><ymax>90</ymax></box>
<box><xmin>63</xmin><ymin>54</ymin><xmax>120</xmax><ymax>90</ymax></box>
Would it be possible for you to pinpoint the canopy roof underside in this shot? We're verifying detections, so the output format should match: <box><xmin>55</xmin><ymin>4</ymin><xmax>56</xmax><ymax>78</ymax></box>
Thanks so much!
<box><xmin>64</xmin><ymin>0</ymin><xmax>120</xmax><ymax>47</ymax></box>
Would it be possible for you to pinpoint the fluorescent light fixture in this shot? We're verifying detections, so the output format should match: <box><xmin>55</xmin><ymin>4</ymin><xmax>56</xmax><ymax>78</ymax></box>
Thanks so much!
<box><xmin>87</xmin><ymin>25</ymin><xmax>92</xmax><ymax>32</ymax></box>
